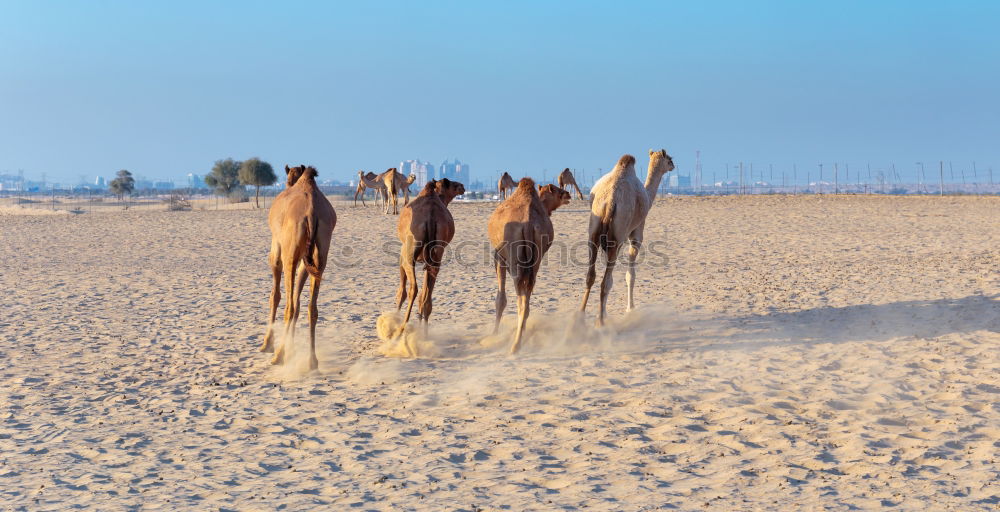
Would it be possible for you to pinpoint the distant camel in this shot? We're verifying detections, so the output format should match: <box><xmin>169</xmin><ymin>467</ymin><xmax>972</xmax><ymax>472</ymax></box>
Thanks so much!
<box><xmin>262</xmin><ymin>164</ymin><xmax>337</xmax><ymax>370</ymax></box>
<box><xmin>498</xmin><ymin>172</ymin><xmax>516</xmax><ymax>200</ymax></box>
<box><xmin>358</xmin><ymin>168</ymin><xmax>404</xmax><ymax>214</ymax></box>
<box><xmin>359</xmin><ymin>168</ymin><xmax>414</xmax><ymax>214</ymax></box>
<box><xmin>580</xmin><ymin>150</ymin><xmax>674</xmax><ymax>326</ymax></box>
<box><xmin>557</xmin><ymin>168</ymin><xmax>585</xmax><ymax>200</ymax></box>
<box><xmin>488</xmin><ymin>179</ymin><xmax>570</xmax><ymax>353</ymax></box>
<box><xmin>393</xmin><ymin>178</ymin><xmax>465</xmax><ymax>344</ymax></box>
<box><xmin>388</xmin><ymin>171</ymin><xmax>418</xmax><ymax>207</ymax></box>
<box><xmin>354</xmin><ymin>171</ymin><xmax>380</xmax><ymax>207</ymax></box>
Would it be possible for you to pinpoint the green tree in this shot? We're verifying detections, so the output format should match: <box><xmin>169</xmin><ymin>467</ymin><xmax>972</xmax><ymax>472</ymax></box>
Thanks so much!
<box><xmin>204</xmin><ymin>158</ymin><xmax>243</xmax><ymax>200</ymax></box>
<box><xmin>238</xmin><ymin>157</ymin><xmax>277</xmax><ymax>208</ymax></box>
<box><xmin>109</xmin><ymin>169</ymin><xmax>135</xmax><ymax>208</ymax></box>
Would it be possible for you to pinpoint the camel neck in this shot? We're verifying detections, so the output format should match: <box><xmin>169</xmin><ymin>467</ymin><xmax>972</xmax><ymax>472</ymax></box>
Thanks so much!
<box><xmin>644</xmin><ymin>163</ymin><xmax>666</xmax><ymax>202</ymax></box>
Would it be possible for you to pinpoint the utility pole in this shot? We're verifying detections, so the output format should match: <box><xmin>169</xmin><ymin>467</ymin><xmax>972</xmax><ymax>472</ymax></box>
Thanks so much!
<box><xmin>793</xmin><ymin>164</ymin><xmax>797</xmax><ymax>194</ymax></box>
<box><xmin>834</xmin><ymin>163</ymin><xmax>839</xmax><ymax>194</ymax></box>
<box><xmin>818</xmin><ymin>164</ymin><xmax>823</xmax><ymax>194</ymax></box>
<box><xmin>939</xmin><ymin>161</ymin><xmax>945</xmax><ymax>196</ymax></box>
<box><xmin>916</xmin><ymin>162</ymin><xmax>924</xmax><ymax>194</ymax></box>
<box><xmin>739</xmin><ymin>162</ymin><xmax>744</xmax><ymax>195</ymax></box>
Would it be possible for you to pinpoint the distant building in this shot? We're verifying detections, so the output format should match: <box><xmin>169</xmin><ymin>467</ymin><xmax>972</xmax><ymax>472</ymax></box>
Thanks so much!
<box><xmin>439</xmin><ymin>158</ymin><xmax>470</xmax><ymax>186</ymax></box>
<box><xmin>94</xmin><ymin>176</ymin><xmax>106</xmax><ymax>188</ymax></box>
<box><xmin>187</xmin><ymin>173</ymin><xmax>206</xmax><ymax>189</ymax></box>
<box><xmin>153</xmin><ymin>180</ymin><xmax>174</xmax><ymax>190</ymax></box>
<box><xmin>400</xmin><ymin>159</ymin><xmax>436</xmax><ymax>187</ymax></box>
<box><xmin>669</xmin><ymin>174</ymin><xmax>692</xmax><ymax>188</ymax></box>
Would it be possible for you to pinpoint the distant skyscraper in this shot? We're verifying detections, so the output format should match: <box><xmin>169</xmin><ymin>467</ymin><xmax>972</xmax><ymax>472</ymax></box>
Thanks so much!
<box><xmin>94</xmin><ymin>176</ymin><xmax>106</xmax><ymax>188</ymax></box>
<box><xmin>187</xmin><ymin>173</ymin><xmax>205</xmax><ymax>189</ymax></box>
<box><xmin>400</xmin><ymin>159</ymin><xmax>435</xmax><ymax>187</ymax></box>
<box><xmin>439</xmin><ymin>158</ymin><xmax>470</xmax><ymax>186</ymax></box>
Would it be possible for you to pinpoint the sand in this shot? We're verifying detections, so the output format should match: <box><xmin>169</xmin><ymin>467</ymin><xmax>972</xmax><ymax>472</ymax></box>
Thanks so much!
<box><xmin>1</xmin><ymin>195</ymin><xmax>998</xmax><ymax>510</ymax></box>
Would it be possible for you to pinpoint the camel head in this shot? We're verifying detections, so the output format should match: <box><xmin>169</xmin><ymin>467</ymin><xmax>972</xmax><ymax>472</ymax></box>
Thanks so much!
<box><xmin>301</xmin><ymin>165</ymin><xmax>319</xmax><ymax>182</ymax></box>
<box><xmin>285</xmin><ymin>164</ymin><xmax>307</xmax><ymax>186</ymax></box>
<box><xmin>406</xmin><ymin>174</ymin><xmax>417</xmax><ymax>185</ymax></box>
<box><xmin>434</xmin><ymin>178</ymin><xmax>465</xmax><ymax>206</ymax></box>
<box><xmin>538</xmin><ymin>184</ymin><xmax>571</xmax><ymax>213</ymax></box>
<box><xmin>648</xmin><ymin>149</ymin><xmax>675</xmax><ymax>175</ymax></box>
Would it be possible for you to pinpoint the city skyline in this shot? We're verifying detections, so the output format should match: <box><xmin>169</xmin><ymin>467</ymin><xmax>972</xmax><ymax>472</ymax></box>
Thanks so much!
<box><xmin>2</xmin><ymin>2</ymin><xmax>998</xmax><ymax>186</ymax></box>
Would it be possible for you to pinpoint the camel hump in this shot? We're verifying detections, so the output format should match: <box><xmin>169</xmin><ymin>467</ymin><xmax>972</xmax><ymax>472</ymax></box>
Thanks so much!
<box><xmin>516</xmin><ymin>177</ymin><xmax>535</xmax><ymax>191</ymax></box>
<box><xmin>617</xmin><ymin>154</ymin><xmax>636</xmax><ymax>168</ymax></box>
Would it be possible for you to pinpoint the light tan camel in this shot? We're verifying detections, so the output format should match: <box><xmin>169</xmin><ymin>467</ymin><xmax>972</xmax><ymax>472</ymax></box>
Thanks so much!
<box><xmin>261</xmin><ymin>164</ymin><xmax>337</xmax><ymax>370</ymax></box>
<box><xmin>498</xmin><ymin>172</ymin><xmax>516</xmax><ymax>200</ymax></box>
<box><xmin>388</xmin><ymin>171</ymin><xmax>418</xmax><ymax>207</ymax></box>
<box><xmin>557</xmin><ymin>168</ymin><xmax>585</xmax><ymax>200</ymax></box>
<box><xmin>354</xmin><ymin>171</ymin><xmax>380</xmax><ymax>207</ymax></box>
<box><xmin>488</xmin><ymin>179</ymin><xmax>570</xmax><ymax>353</ymax></box>
<box><xmin>393</xmin><ymin>178</ymin><xmax>465</xmax><ymax>346</ymax></box>
<box><xmin>359</xmin><ymin>168</ymin><xmax>410</xmax><ymax>215</ymax></box>
<box><xmin>580</xmin><ymin>150</ymin><xmax>674</xmax><ymax>326</ymax></box>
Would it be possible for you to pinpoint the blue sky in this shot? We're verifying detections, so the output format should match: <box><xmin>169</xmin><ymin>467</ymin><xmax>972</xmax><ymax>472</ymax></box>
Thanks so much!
<box><xmin>1</xmin><ymin>1</ymin><xmax>997</xmax><ymax>185</ymax></box>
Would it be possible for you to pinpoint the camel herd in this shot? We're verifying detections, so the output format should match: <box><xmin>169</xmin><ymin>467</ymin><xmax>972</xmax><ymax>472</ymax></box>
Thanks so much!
<box><xmin>262</xmin><ymin>150</ymin><xmax>674</xmax><ymax>369</ymax></box>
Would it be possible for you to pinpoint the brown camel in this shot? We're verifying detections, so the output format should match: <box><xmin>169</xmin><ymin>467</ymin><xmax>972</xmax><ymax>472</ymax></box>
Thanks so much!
<box><xmin>393</xmin><ymin>178</ymin><xmax>465</xmax><ymax>346</ymax></box>
<box><xmin>488</xmin><ymin>179</ymin><xmax>570</xmax><ymax>353</ymax></box>
<box><xmin>557</xmin><ymin>168</ymin><xmax>585</xmax><ymax>200</ymax></box>
<box><xmin>261</xmin><ymin>164</ymin><xmax>337</xmax><ymax>370</ymax></box>
<box><xmin>498</xmin><ymin>172</ymin><xmax>516</xmax><ymax>200</ymax></box>
<box><xmin>580</xmin><ymin>150</ymin><xmax>674</xmax><ymax>326</ymax></box>
<box><xmin>354</xmin><ymin>171</ymin><xmax>380</xmax><ymax>207</ymax></box>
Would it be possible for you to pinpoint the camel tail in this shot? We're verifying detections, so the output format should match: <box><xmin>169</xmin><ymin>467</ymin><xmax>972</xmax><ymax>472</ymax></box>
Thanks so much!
<box><xmin>303</xmin><ymin>213</ymin><xmax>322</xmax><ymax>278</ymax></box>
<box><xmin>512</xmin><ymin>236</ymin><xmax>537</xmax><ymax>294</ymax></box>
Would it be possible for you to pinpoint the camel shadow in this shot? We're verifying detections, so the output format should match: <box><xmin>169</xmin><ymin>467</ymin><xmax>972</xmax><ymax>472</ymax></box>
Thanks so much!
<box><xmin>704</xmin><ymin>294</ymin><xmax>1000</xmax><ymax>352</ymax></box>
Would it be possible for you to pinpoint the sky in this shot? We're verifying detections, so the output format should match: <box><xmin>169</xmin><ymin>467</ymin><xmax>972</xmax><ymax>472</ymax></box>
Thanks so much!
<box><xmin>1</xmin><ymin>0</ymin><xmax>998</xmax><ymax>186</ymax></box>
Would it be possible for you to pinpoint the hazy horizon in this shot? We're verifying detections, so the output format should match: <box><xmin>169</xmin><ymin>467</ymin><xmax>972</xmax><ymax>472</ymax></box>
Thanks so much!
<box><xmin>2</xmin><ymin>1</ymin><xmax>998</xmax><ymax>186</ymax></box>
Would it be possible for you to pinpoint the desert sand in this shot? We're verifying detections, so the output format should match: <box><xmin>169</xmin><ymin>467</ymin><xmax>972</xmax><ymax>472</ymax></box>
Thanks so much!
<box><xmin>1</xmin><ymin>195</ymin><xmax>998</xmax><ymax>511</ymax></box>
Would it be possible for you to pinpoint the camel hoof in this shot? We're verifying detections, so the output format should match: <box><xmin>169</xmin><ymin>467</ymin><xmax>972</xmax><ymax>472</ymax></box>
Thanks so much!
<box><xmin>308</xmin><ymin>357</ymin><xmax>319</xmax><ymax>371</ymax></box>
<box><xmin>270</xmin><ymin>351</ymin><xmax>284</xmax><ymax>365</ymax></box>
<box><xmin>260</xmin><ymin>333</ymin><xmax>274</xmax><ymax>353</ymax></box>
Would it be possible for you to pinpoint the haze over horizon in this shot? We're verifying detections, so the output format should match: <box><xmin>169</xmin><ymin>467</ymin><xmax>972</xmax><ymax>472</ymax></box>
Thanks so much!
<box><xmin>2</xmin><ymin>1</ymin><xmax>998</xmax><ymax>185</ymax></box>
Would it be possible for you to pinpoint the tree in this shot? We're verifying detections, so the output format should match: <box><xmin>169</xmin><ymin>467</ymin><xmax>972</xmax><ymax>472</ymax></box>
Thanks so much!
<box><xmin>204</xmin><ymin>158</ymin><xmax>243</xmax><ymax>200</ymax></box>
<box><xmin>109</xmin><ymin>169</ymin><xmax>135</xmax><ymax>209</ymax></box>
<box><xmin>238</xmin><ymin>157</ymin><xmax>277</xmax><ymax>208</ymax></box>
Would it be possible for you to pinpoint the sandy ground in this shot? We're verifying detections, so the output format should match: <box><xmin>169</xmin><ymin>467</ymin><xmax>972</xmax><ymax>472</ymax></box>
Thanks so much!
<box><xmin>1</xmin><ymin>195</ymin><xmax>998</xmax><ymax>511</ymax></box>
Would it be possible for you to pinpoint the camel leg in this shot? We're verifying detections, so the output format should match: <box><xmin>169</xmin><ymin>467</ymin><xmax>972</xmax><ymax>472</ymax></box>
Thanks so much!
<box><xmin>395</xmin><ymin>261</ymin><xmax>419</xmax><ymax>340</ymax></box>
<box><xmin>573</xmin><ymin>183</ymin><xmax>584</xmax><ymax>200</ymax></box>
<box><xmin>261</xmin><ymin>253</ymin><xmax>282</xmax><ymax>353</ymax></box>
<box><xmin>418</xmin><ymin>263</ymin><xmax>440</xmax><ymax>338</ymax></box>
<box><xmin>579</xmin><ymin>233</ymin><xmax>600</xmax><ymax>313</ymax></box>
<box><xmin>395</xmin><ymin>265</ymin><xmax>408</xmax><ymax>310</ymax></box>
<box><xmin>272</xmin><ymin>260</ymin><xmax>299</xmax><ymax>365</ymax></box>
<box><xmin>510</xmin><ymin>274</ymin><xmax>534</xmax><ymax>355</ymax></box>
<box><xmin>624</xmin><ymin>235</ymin><xmax>642</xmax><ymax>313</ymax></box>
<box><xmin>598</xmin><ymin>242</ymin><xmax>620</xmax><ymax>327</ymax></box>
<box><xmin>493</xmin><ymin>260</ymin><xmax>507</xmax><ymax>334</ymax></box>
<box><xmin>306</xmin><ymin>274</ymin><xmax>321</xmax><ymax>371</ymax></box>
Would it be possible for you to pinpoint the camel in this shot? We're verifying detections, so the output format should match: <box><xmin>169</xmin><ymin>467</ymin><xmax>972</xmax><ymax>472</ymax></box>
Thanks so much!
<box><xmin>498</xmin><ymin>172</ymin><xmax>516</xmax><ymax>200</ymax></box>
<box><xmin>354</xmin><ymin>171</ymin><xmax>381</xmax><ymax>207</ymax></box>
<box><xmin>358</xmin><ymin>168</ymin><xmax>414</xmax><ymax>215</ymax></box>
<box><xmin>488</xmin><ymin>179</ymin><xmax>570</xmax><ymax>353</ymax></box>
<box><xmin>392</xmin><ymin>178</ymin><xmax>465</xmax><ymax>347</ymax></box>
<box><xmin>389</xmin><ymin>172</ymin><xmax>418</xmax><ymax>207</ymax></box>
<box><xmin>580</xmin><ymin>150</ymin><xmax>674</xmax><ymax>326</ymax></box>
<box><xmin>261</xmin><ymin>164</ymin><xmax>337</xmax><ymax>370</ymax></box>
<box><xmin>557</xmin><ymin>168</ymin><xmax>585</xmax><ymax>200</ymax></box>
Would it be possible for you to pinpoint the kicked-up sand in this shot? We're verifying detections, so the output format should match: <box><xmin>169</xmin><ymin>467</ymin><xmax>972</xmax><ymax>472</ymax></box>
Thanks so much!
<box><xmin>1</xmin><ymin>195</ymin><xmax>998</xmax><ymax>510</ymax></box>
